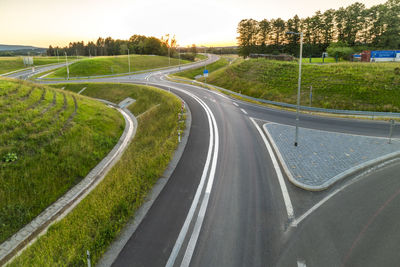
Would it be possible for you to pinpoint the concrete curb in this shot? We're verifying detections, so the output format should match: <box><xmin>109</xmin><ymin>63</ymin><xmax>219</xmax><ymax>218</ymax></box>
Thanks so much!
<box><xmin>262</xmin><ymin>122</ymin><xmax>400</xmax><ymax>191</ymax></box>
<box><xmin>97</xmin><ymin>94</ymin><xmax>192</xmax><ymax>267</ymax></box>
<box><xmin>0</xmin><ymin>99</ymin><xmax>137</xmax><ymax>266</ymax></box>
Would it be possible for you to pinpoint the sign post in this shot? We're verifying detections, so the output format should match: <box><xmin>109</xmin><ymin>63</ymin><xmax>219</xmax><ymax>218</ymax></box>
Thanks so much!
<box><xmin>203</xmin><ymin>69</ymin><xmax>209</xmax><ymax>84</ymax></box>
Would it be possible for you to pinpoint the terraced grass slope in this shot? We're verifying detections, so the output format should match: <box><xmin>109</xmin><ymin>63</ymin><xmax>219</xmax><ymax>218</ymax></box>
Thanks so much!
<box><xmin>10</xmin><ymin>83</ymin><xmax>183</xmax><ymax>266</ymax></box>
<box><xmin>206</xmin><ymin>59</ymin><xmax>400</xmax><ymax>112</ymax></box>
<box><xmin>0</xmin><ymin>57</ymin><xmax>79</xmax><ymax>75</ymax></box>
<box><xmin>0</xmin><ymin>79</ymin><xmax>124</xmax><ymax>243</ymax></box>
<box><xmin>48</xmin><ymin>55</ymin><xmax>191</xmax><ymax>78</ymax></box>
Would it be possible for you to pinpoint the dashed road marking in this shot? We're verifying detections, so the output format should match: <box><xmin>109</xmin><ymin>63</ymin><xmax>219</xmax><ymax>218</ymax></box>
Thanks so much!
<box><xmin>233</xmin><ymin>102</ymin><xmax>239</xmax><ymax>107</ymax></box>
<box><xmin>240</xmin><ymin>108</ymin><xmax>248</xmax><ymax>115</ymax></box>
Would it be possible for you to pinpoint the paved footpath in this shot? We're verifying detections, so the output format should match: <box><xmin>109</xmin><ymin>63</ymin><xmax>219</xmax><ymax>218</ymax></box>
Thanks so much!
<box><xmin>263</xmin><ymin>122</ymin><xmax>400</xmax><ymax>190</ymax></box>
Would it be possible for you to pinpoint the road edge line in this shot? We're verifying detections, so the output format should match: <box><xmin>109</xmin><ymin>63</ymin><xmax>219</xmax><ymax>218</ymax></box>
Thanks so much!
<box><xmin>249</xmin><ymin>117</ymin><xmax>294</xmax><ymax>221</ymax></box>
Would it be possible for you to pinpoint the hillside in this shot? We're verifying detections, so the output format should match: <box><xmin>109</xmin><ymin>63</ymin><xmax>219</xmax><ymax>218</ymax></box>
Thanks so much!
<box><xmin>0</xmin><ymin>56</ymin><xmax>70</xmax><ymax>75</ymax></box>
<box><xmin>47</xmin><ymin>55</ymin><xmax>191</xmax><ymax>78</ymax></box>
<box><xmin>206</xmin><ymin>59</ymin><xmax>400</xmax><ymax>112</ymax></box>
<box><xmin>0</xmin><ymin>44</ymin><xmax>45</xmax><ymax>51</ymax></box>
<box><xmin>0</xmin><ymin>78</ymin><xmax>124</xmax><ymax>243</ymax></box>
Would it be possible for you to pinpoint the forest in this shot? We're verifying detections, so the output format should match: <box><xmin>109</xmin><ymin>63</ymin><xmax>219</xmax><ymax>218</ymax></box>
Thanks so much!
<box><xmin>237</xmin><ymin>0</ymin><xmax>400</xmax><ymax>57</ymax></box>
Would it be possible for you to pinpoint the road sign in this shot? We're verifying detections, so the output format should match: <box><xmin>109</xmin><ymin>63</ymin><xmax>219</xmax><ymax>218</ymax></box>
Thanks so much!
<box><xmin>203</xmin><ymin>69</ymin><xmax>209</xmax><ymax>77</ymax></box>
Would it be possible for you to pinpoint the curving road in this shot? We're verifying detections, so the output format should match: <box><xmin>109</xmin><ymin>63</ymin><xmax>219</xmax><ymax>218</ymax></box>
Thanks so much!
<box><xmin>6</xmin><ymin>55</ymin><xmax>400</xmax><ymax>267</ymax></box>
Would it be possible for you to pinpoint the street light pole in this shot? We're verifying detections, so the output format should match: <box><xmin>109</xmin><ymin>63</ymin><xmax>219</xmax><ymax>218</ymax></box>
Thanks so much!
<box><xmin>178</xmin><ymin>47</ymin><xmax>181</xmax><ymax>69</ymax></box>
<box><xmin>65</xmin><ymin>52</ymin><xmax>69</xmax><ymax>80</ymax></box>
<box><xmin>127</xmin><ymin>48</ymin><xmax>131</xmax><ymax>73</ymax></box>
<box><xmin>286</xmin><ymin>31</ymin><xmax>303</xmax><ymax>147</ymax></box>
<box><xmin>168</xmin><ymin>47</ymin><xmax>171</xmax><ymax>66</ymax></box>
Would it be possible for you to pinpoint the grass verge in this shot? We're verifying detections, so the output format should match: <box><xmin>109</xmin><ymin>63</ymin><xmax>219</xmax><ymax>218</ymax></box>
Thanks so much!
<box><xmin>205</xmin><ymin>58</ymin><xmax>400</xmax><ymax>112</ymax></box>
<box><xmin>0</xmin><ymin>57</ymin><xmax>80</xmax><ymax>75</ymax></box>
<box><xmin>47</xmin><ymin>55</ymin><xmax>190</xmax><ymax>78</ymax></box>
<box><xmin>9</xmin><ymin>82</ymin><xmax>183</xmax><ymax>266</ymax></box>
<box><xmin>175</xmin><ymin>57</ymin><xmax>230</xmax><ymax>80</ymax></box>
<box><xmin>0</xmin><ymin>78</ymin><xmax>124</xmax><ymax>244</ymax></box>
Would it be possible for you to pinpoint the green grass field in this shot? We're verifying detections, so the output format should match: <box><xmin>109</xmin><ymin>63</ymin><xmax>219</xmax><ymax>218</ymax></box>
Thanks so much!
<box><xmin>175</xmin><ymin>57</ymin><xmax>231</xmax><ymax>80</ymax></box>
<box><xmin>0</xmin><ymin>56</ymin><xmax>77</xmax><ymax>75</ymax></box>
<box><xmin>301</xmin><ymin>57</ymin><xmax>340</xmax><ymax>63</ymax></box>
<box><xmin>9</xmin><ymin>83</ymin><xmax>184</xmax><ymax>266</ymax></box>
<box><xmin>205</xmin><ymin>58</ymin><xmax>400</xmax><ymax>112</ymax></box>
<box><xmin>0</xmin><ymin>79</ymin><xmax>124</xmax><ymax>244</ymax></box>
<box><xmin>48</xmin><ymin>55</ymin><xmax>191</xmax><ymax>78</ymax></box>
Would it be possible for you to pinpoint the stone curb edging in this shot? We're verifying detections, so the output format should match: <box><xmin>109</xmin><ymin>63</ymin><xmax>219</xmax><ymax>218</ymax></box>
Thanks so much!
<box><xmin>0</xmin><ymin>99</ymin><xmax>137</xmax><ymax>266</ymax></box>
<box><xmin>262</xmin><ymin>122</ymin><xmax>400</xmax><ymax>191</ymax></box>
<box><xmin>97</xmin><ymin>93</ymin><xmax>192</xmax><ymax>267</ymax></box>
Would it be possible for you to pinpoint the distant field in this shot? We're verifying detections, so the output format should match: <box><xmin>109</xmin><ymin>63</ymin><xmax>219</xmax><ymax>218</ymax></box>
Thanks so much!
<box><xmin>48</xmin><ymin>55</ymin><xmax>191</xmax><ymax>78</ymax></box>
<box><xmin>0</xmin><ymin>56</ymin><xmax>75</xmax><ymax>75</ymax></box>
<box><xmin>10</xmin><ymin>83</ymin><xmax>184</xmax><ymax>266</ymax></box>
<box><xmin>206</xmin><ymin>59</ymin><xmax>400</xmax><ymax>112</ymax></box>
<box><xmin>0</xmin><ymin>79</ymin><xmax>124</xmax><ymax>243</ymax></box>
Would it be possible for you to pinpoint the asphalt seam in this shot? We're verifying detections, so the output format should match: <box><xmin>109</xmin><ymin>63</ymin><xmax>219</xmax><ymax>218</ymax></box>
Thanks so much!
<box><xmin>0</xmin><ymin>99</ymin><xmax>137</xmax><ymax>266</ymax></box>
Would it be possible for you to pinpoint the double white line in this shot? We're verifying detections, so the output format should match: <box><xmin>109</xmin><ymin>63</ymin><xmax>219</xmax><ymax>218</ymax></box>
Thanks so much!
<box><xmin>165</xmin><ymin>86</ymin><xmax>219</xmax><ymax>267</ymax></box>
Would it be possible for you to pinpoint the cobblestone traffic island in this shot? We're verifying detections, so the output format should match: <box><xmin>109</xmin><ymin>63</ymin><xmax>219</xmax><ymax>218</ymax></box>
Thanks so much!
<box><xmin>263</xmin><ymin>123</ymin><xmax>400</xmax><ymax>191</ymax></box>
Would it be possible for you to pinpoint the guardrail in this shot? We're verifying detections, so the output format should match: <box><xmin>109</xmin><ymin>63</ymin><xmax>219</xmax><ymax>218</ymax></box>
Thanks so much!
<box><xmin>168</xmin><ymin>76</ymin><xmax>400</xmax><ymax>118</ymax></box>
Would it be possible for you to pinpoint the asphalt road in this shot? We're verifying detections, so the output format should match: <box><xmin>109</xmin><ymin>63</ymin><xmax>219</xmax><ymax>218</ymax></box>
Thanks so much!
<box><xmin>6</xmin><ymin>55</ymin><xmax>400</xmax><ymax>267</ymax></box>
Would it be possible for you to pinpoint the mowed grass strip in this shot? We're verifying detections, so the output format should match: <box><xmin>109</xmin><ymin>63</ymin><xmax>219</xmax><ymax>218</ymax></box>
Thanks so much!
<box><xmin>9</xmin><ymin>83</ymin><xmax>182</xmax><ymax>266</ymax></box>
<box><xmin>175</xmin><ymin>57</ymin><xmax>230</xmax><ymax>80</ymax></box>
<box><xmin>48</xmin><ymin>55</ymin><xmax>190</xmax><ymax>78</ymax></box>
<box><xmin>0</xmin><ymin>57</ymin><xmax>78</xmax><ymax>75</ymax></box>
<box><xmin>206</xmin><ymin>58</ymin><xmax>400</xmax><ymax>112</ymax></box>
<box><xmin>0</xmin><ymin>79</ymin><xmax>124</xmax><ymax>244</ymax></box>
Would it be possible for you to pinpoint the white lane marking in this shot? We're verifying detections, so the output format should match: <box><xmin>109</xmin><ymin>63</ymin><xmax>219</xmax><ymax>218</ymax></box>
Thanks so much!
<box><xmin>240</xmin><ymin>108</ymin><xmax>248</xmax><ymax>115</ymax></box>
<box><xmin>297</xmin><ymin>259</ymin><xmax>307</xmax><ymax>267</ymax></box>
<box><xmin>233</xmin><ymin>102</ymin><xmax>239</xmax><ymax>107</ymax></box>
<box><xmin>160</xmin><ymin>75</ymin><xmax>231</xmax><ymax>100</ymax></box>
<box><xmin>77</xmin><ymin>87</ymin><xmax>87</xmax><ymax>94</ymax></box>
<box><xmin>250</xmin><ymin>117</ymin><xmax>294</xmax><ymax>220</ymax></box>
<box><xmin>165</xmin><ymin>87</ymin><xmax>218</xmax><ymax>267</ymax></box>
<box><xmin>181</xmin><ymin>95</ymin><xmax>219</xmax><ymax>267</ymax></box>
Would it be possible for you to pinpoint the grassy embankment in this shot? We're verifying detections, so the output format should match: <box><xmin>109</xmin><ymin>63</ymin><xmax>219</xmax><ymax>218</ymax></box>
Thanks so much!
<box><xmin>9</xmin><ymin>82</ymin><xmax>184</xmax><ymax>266</ymax></box>
<box><xmin>205</xmin><ymin>59</ymin><xmax>400</xmax><ymax>112</ymax></box>
<box><xmin>301</xmin><ymin>57</ymin><xmax>339</xmax><ymax>63</ymax></box>
<box><xmin>0</xmin><ymin>57</ymin><xmax>78</xmax><ymax>75</ymax></box>
<box><xmin>175</xmin><ymin>57</ymin><xmax>231</xmax><ymax>80</ymax></box>
<box><xmin>0</xmin><ymin>79</ymin><xmax>124</xmax><ymax>244</ymax></box>
<box><xmin>47</xmin><ymin>55</ymin><xmax>191</xmax><ymax>78</ymax></box>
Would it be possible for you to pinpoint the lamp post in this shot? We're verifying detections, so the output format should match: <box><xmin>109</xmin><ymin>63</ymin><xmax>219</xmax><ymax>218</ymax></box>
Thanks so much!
<box><xmin>64</xmin><ymin>52</ymin><xmax>69</xmax><ymax>80</ymax></box>
<box><xmin>127</xmin><ymin>48</ymin><xmax>131</xmax><ymax>73</ymax></box>
<box><xmin>286</xmin><ymin>31</ymin><xmax>303</xmax><ymax>147</ymax></box>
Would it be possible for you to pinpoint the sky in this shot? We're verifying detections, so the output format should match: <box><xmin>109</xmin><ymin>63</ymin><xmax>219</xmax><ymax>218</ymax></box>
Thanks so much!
<box><xmin>1</xmin><ymin>0</ymin><xmax>387</xmax><ymax>48</ymax></box>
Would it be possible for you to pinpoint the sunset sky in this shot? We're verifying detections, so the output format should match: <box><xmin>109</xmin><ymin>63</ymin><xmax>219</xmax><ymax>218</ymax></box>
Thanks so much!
<box><xmin>1</xmin><ymin>0</ymin><xmax>387</xmax><ymax>48</ymax></box>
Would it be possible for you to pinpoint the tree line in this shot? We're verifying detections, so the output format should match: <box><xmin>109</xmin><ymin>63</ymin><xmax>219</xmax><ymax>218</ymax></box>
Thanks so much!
<box><xmin>237</xmin><ymin>0</ymin><xmax>400</xmax><ymax>58</ymax></box>
<box><xmin>47</xmin><ymin>34</ymin><xmax>198</xmax><ymax>59</ymax></box>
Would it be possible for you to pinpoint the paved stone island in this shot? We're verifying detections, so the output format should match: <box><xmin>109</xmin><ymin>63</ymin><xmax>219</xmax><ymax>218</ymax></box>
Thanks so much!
<box><xmin>263</xmin><ymin>122</ymin><xmax>400</xmax><ymax>190</ymax></box>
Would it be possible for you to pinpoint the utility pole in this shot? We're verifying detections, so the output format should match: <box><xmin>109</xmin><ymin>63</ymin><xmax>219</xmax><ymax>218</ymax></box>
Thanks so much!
<box><xmin>65</xmin><ymin>52</ymin><xmax>69</xmax><ymax>80</ymax></box>
<box><xmin>56</xmin><ymin>49</ymin><xmax>59</xmax><ymax>63</ymax></box>
<box><xmin>127</xmin><ymin>48</ymin><xmax>131</xmax><ymax>73</ymax></box>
